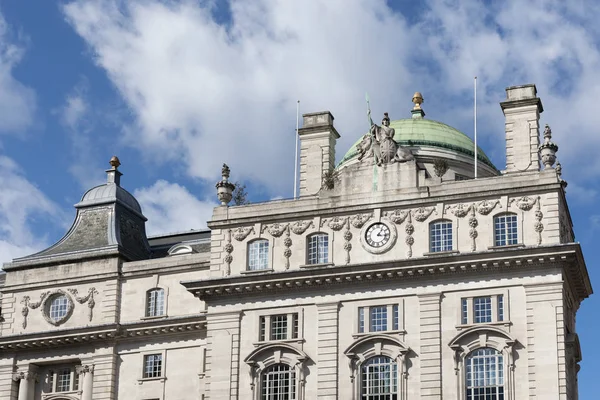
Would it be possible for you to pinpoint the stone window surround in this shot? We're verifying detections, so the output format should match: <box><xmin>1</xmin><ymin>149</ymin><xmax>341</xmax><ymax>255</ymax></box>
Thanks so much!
<box><xmin>353</xmin><ymin>298</ymin><xmax>406</xmax><ymax>338</ymax></box>
<box><xmin>491</xmin><ymin>211</ymin><xmax>522</xmax><ymax>248</ymax></box>
<box><xmin>254</xmin><ymin>307</ymin><xmax>304</xmax><ymax>346</ymax></box>
<box><xmin>244</xmin><ymin>343</ymin><xmax>309</xmax><ymax>400</ymax></box>
<box><xmin>44</xmin><ymin>364</ymin><xmax>81</xmax><ymax>396</ymax></box>
<box><xmin>246</xmin><ymin>238</ymin><xmax>272</xmax><ymax>272</ymax></box>
<box><xmin>428</xmin><ymin>218</ymin><xmax>456</xmax><ymax>253</ymax></box>
<box><xmin>456</xmin><ymin>288</ymin><xmax>510</xmax><ymax>330</ymax></box>
<box><xmin>344</xmin><ymin>334</ymin><xmax>411</xmax><ymax>400</ymax></box>
<box><xmin>306</xmin><ymin>232</ymin><xmax>329</xmax><ymax>265</ymax></box>
<box><xmin>449</xmin><ymin>326</ymin><xmax>517</xmax><ymax>400</ymax></box>
<box><xmin>138</xmin><ymin>349</ymin><xmax>167</xmax><ymax>384</ymax></box>
<box><xmin>142</xmin><ymin>285</ymin><xmax>169</xmax><ymax>320</ymax></box>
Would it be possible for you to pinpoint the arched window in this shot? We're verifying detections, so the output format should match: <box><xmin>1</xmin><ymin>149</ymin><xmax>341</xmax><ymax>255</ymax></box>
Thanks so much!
<box><xmin>465</xmin><ymin>348</ymin><xmax>504</xmax><ymax>400</ymax></box>
<box><xmin>361</xmin><ymin>356</ymin><xmax>398</xmax><ymax>399</ymax></box>
<box><xmin>261</xmin><ymin>364</ymin><xmax>296</xmax><ymax>400</ymax></box>
<box><xmin>494</xmin><ymin>214</ymin><xmax>518</xmax><ymax>246</ymax></box>
<box><xmin>307</xmin><ymin>233</ymin><xmax>329</xmax><ymax>264</ymax></box>
<box><xmin>429</xmin><ymin>220</ymin><xmax>453</xmax><ymax>252</ymax></box>
<box><xmin>146</xmin><ymin>288</ymin><xmax>165</xmax><ymax>317</ymax></box>
<box><xmin>248</xmin><ymin>239</ymin><xmax>270</xmax><ymax>271</ymax></box>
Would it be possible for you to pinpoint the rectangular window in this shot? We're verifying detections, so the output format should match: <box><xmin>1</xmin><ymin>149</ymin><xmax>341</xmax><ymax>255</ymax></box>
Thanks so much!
<box><xmin>497</xmin><ymin>295</ymin><xmax>504</xmax><ymax>322</ymax></box>
<box><xmin>146</xmin><ymin>288</ymin><xmax>165</xmax><ymax>317</ymax></box>
<box><xmin>357</xmin><ymin>304</ymin><xmax>401</xmax><ymax>333</ymax></box>
<box><xmin>393</xmin><ymin>304</ymin><xmax>399</xmax><ymax>330</ymax></box>
<box><xmin>308</xmin><ymin>233</ymin><xmax>329</xmax><ymax>264</ymax></box>
<box><xmin>258</xmin><ymin>313</ymin><xmax>299</xmax><ymax>341</ymax></box>
<box><xmin>143</xmin><ymin>354</ymin><xmax>163</xmax><ymax>378</ymax></box>
<box><xmin>358</xmin><ymin>307</ymin><xmax>365</xmax><ymax>333</ymax></box>
<box><xmin>370</xmin><ymin>306</ymin><xmax>388</xmax><ymax>332</ymax></box>
<box><xmin>248</xmin><ymin>240</ymin><xmax>269</xmax><ymax>270</ymax></box>
<box><xmin>461</xmin><ymin>298</ymin><xmax>468</xmax><ymax>325</ymax></box>
<box><xmin>494</xmin><ymin>214</ymin><xmax>518</xmax><ymax>246</ymax></box>
<box><xmin>47</xmin><ymin>367</ymin><xmax>78</xmax><ymax>393</ymax></box>
<box><xmin>430</xmin><ymin>221</ymin><xmax>453</xmax><ymax>252</ymax></box>
<box><xmin>473</xmin><ymin>296</ymin><xmax>493</xmax><ymax>323</ymax></box>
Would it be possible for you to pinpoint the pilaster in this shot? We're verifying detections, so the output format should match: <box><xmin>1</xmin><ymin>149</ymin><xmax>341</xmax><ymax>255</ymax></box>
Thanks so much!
<box><xmin>89</xmin><ymin>349</ymin><xmax>117</xmax><ymax>400</ymax></box>
<box><xmin>0</xmin><ymin>359</ymin><xmax>16</xmax><ymax>400</ymax></box>
<box><xmin>316</xmin><ymin>302</ymin><xmax>340</xmax><ymax>399</ymax></box>
<box><xmin>525</xmin><ymin>282</ymin><xmax>563</xmax><ymax>400</ymax></box>
<box><xmin>204</xmin><ymin>311</ymin><xmax>241</xmax><ymax>400</ymax></box>
<box><xmin>418</xmin><ymin>293</ymin><xmax>442</xmax><ymax>400</ymax></box>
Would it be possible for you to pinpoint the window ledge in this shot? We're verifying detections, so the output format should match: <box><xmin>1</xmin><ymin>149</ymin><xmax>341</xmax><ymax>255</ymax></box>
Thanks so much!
<box><xmin>137</xmin><ymin>376</ymin><xmax>167</xmax><ymax>384</ymax></box>
<box><xmin>488</xmin><ymin>244</ymin><xmax>525</xmax><ymax>250</ymax></box>
<box><xmin>141</xmin><ymin>315</ymin><xmax>169</xmax><ymax>321</ymax></box>
<box><xmin>299</xmin><ymin>262</ymin><xmax>334</xmax><ymax>269</ymax></box>
<box><xmin>252</xmin><ymin>338</ymin><xmax>305</xmax><ymax>347</ymax></box>
<box><xmin>352</xmin><ymin>330</ymin><xmax>407</xmax><ymax>339</ymax></box>
<box><xmin>240</xmin><ymin>268</ymin><xmax>274</xmax><ymax>275</ymax></box>
<box><xmin>455</xmin><ymin>321</ymin><xmax>512</xmax><ymax>331</ymax></box>
<box><xmin>423</xmin><ymin>250</ymin><xmax>460</xmax><ymax>257</ymax></box>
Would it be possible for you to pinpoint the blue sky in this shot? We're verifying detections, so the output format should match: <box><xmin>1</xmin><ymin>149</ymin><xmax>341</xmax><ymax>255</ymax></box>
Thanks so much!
<box><xmin>0</xmin><ymin>0</ymin><xmax>598</xmax><ymax>396</ymax></box>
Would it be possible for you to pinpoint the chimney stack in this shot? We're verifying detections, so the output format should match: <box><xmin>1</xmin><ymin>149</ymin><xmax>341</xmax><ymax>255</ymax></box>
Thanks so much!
<box><xmin>297</xmin><ymin>111</ymin><xmax>340</xmax><ymax>196</ymax></box>
<box><xmin>500</xmin><ymin>84</ymin><xmax>544</xmax><ymax>173</ymax></box>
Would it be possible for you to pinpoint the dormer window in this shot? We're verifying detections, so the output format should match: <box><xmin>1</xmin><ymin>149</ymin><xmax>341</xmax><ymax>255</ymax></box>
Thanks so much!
<box><xmin>248</xmin><ymin>239</ymin><xmax>269</xmax><ymax>271</ymax></box>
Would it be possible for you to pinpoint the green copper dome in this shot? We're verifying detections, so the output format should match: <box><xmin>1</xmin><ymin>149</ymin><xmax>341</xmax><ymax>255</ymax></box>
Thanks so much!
<box><xmin>338</xmin><ymin>118</ymin><xmax>497</xmax><ymax>170</ymax></box>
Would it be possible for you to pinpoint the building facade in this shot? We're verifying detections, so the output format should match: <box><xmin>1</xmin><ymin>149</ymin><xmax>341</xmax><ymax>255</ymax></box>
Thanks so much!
<box><xmin>0</xmin><ymin>84</ymin><xmax>591</xmax><ymax>400</ymax></box>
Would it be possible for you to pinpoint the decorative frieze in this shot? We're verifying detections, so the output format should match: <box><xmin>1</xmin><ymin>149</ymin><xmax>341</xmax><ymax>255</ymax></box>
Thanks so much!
<box><xmin>290</xmin><ymin>220</ymin><xmax>314</xmax><ymax>235</ymax></box>
<box><xmin>67</xmin><ymin>287</ymin><xmax>99</xmax><ymax>322</ymax></box>
<box><xmin>476</xmin><ymin>199</ymin><xmax>501</xmax><ymax>215</ymax></box>
<box><xmin>510</xmin><ymin>196</ymin><xmax>537</xmax><ymax>211</ymax></box>
<box><xmin>233</xmin><ymin>226</ymin><xmax>255</xmax><ymax>241</ymax></box>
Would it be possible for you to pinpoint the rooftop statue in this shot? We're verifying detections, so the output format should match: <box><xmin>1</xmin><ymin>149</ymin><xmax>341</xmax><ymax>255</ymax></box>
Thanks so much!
<box><xmin>363</xmin><ymin>110</ymin><xmax>414</xmax><ymax>166</ymax></box>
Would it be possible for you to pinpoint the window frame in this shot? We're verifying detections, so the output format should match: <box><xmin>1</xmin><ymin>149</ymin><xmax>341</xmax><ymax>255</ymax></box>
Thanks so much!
<box><xmin>360</xmin><ymin>356</ymin><xmax>399</xmax><ymax>400</ymax></box>
<box><xmin>465</xmin><ymin>348</ymin><xmax>505</xmax><ymax>400</ymax></box>
<box><xmin>356</xmin><ymin>302</ymin><xmax>404</xmax><ymax>335</ymax></box>
<box><xmin>139</xmin><ymin>349</ymin><xmax>167</xmax><ymax>383</ymax></box>
<box><xmin>247</xmin><ymin>239</ymin><xmax>270</xmax><ymax>271</ymax></box>
<box><xmin>306</xmin><ymin>232</ymin><xmax>329</xmax><ymax>265</ymax></box>
<box><xmin>145</xmin><ymin>288</ymin><xmax>166</xmax><ymax>318</ymax></box>
<box><xmin>260</xmin><ymin>363</ymin><xmax>296</xmax><ymax>400</ymax></box>
<box><xmin>258</xmin><ymin>312</ymin><xmax>300</xmax><ymax>343</ymax></box>
<box><xmin>493</xmin><ymin>213</ymin><xmax>519</xmax><ymax>247</ymax></box>
<box><xmin>458</xmin><ymin>292</ymin><xmax>508</xmax><ymax>328</ymax></box>
<box><xmin>45</xmin><ymin>365</ymin><xmax>79</xmax><ymax>394</ymax></box>
<box><xmin>429</xmin><ymin>219</ymin><xmax>454</xmax><ymax>253</ymax></box>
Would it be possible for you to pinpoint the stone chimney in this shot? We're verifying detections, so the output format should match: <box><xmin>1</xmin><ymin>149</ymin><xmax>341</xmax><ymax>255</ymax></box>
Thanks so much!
<box><xmin>298</xmin><ymin>111</ymin><xmax>340</xmax><ymax>196</ymax></box>
<box><xmin>500</xmin><ymin>84</ymin><xmax>544</xmax><ymax>173</ymax></box>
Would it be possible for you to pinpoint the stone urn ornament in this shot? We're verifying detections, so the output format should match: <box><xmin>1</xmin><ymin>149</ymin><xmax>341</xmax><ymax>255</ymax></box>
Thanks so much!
<box><xmin>216</xmin><ymin>163</ymin><xmax>235</xmax><ymax>205</ymax></box>
<box><xmin>538</xmin><ymin>124</ymin><xmax>558</xmax><ymax>168</ymax></box>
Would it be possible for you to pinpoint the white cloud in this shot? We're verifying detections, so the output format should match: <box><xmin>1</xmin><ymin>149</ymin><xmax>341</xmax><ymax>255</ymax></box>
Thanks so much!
<box><xmin>0</xmin><ymin>12</ymin><xmax>36</xmax><ymax>133</ymax></box>
<box><xmin>134</xmin><ymin>180</ymin><xmax>215</xmax><ymax>236</ymax></box>
<box><xmin>62</xmin><ymin>0</ymin><xmax>600</xmax><ymax>196</ymax></box>
<box><xmin>0</xmin><ymin>156</ymin><xmax>63</xmax><ymax>265</ymax></box>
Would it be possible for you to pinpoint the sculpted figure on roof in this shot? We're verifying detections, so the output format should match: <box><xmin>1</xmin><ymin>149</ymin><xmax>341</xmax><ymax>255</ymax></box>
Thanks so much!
<box><xmin>365</xmin><ymin>111</ymin><xmax>414</xmax><ymax>165</ymax></box>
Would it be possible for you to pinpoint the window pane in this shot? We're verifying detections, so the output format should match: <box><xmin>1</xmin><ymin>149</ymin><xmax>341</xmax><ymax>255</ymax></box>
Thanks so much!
<box><xmin>261</xmin><ymin>364</ymin><xmax>296</xmax><ymax>400</ymax></box>
<box><xmin>465</xmin><ymin>348</ymin><xmax>504</xmax><ymax>400</ymax></box>
<box><xmin>358</xmin><ymin>307</ymin><xmax>365</xmax><ymax>333</ymax></box>
<box><xmin>292</xmin><ymin>313</ymin><xmax>299</xmax><ymax>339</ymax></box>
<box><xmin>361</xmin><ymin>356</ymin><xmax>398</xmax><ymax>399</ymax></box>
<box><xmin>473</xmin><ymin>297</ymin><xmax>492</xmax><ymax>323</ymax></box>
<box><xmin>271</xmin><ymin>314</ymin><xmax>288</xmax><ymax>341</ymax></box>
<box><xmin>461</xmin><ymin>298</ymin><xmax>468</xmax><ymax>325</ymax></box>
<box><xmin>370</xmin><ymin>306</ymin><xmax>387</xmax><ymax>332</ymax></box>
<box><xmin>393</xmin><ymin>305</ymin><xmax>399</xmax><ymax>331</ymax></box>
<box><xmin>308</xmin><ymin>234</ymin><xmax>329</xmax><ymax>264</ymax></box>
<box><xmin>56</xmin><ymin>369</ymin><xmax>71</xmax><ymax>392</ymax></box>
<box><xmin>497</xmin><ymin>295</ymin><xmax>504</xmax><ymax>322</ymax></box>
<box><xmin>143</xmin><ymin>354</ymin><xmax>162</xmax><ymax>378</ymax></box>
<box><xmin>494</xmin><ymin>214</ymin><xmax>518</xmax><ymax>247</ymax></box>
<box><xmin>430</xmin><ymin>221</ymin><xmax>453</xmax><ymax>252</ymax></box>
<box><xmin>146</xmin><ymin>288</ymin><xmax>165</xmax><ymax>317</ymax></box>
<box><xmin>259</xmin><ymin>316</ymin><xmax>266</xmax><ymax>341</ymax></box>
<box><xmin>249</xmin><ymin>240</ymin><xmax>269</xmax><ymax>270</ymax></box>
<box><xmin>49</xmin><ymin>295</ymin><xmax>69</xmax><ymax>322</ymax></box>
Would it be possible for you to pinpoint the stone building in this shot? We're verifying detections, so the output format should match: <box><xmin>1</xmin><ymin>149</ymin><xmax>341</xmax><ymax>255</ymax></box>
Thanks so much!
<box><xmin>0</xmin><ymin>84</ymin><xmax>591</xmax><ymax>400</ymax></box>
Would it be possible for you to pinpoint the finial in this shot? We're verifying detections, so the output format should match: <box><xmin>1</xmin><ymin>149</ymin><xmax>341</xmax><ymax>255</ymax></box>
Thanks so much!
<box><xmin>216</xmin><ymin>163</ymin><xmax>235</xmax><ymax>206</ymax></box>
<box><xmin>538</xmin><ymin>123</ymin><xmax>558</xmax><ymax>169</ymax></box>
<box><xmin>109</xmin><ymin>156</ymin><xmax>121</xmax><ymax>169</ymax></box>
<box><xmin>412</xmin><ymin>92</ymin><xmax>424</xmax><ymax>109</ymax></box>
<box><xmin>411</xmin><ymin>92</ymin><xmax>425</xmax><ymax>119</ymax></box>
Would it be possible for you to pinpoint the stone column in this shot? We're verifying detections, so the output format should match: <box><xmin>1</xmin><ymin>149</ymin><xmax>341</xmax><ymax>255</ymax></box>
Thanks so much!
<box><xmin>77</xmin><ymin>365</ymin><xmax>95</xmax><ymax>400</ymax></box>
<box><xmin>12</xmin><ymin>367</ymin><xmax>36</xmax><ymax>400</ymax></box>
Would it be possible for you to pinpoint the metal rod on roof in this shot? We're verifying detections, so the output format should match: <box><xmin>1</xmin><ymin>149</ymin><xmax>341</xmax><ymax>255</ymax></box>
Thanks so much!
<box><xmin>474</xmin><ymin>76</ymin><xmax>478</xmax><ymax>179</ymax></box>
<box><xmin>294</xmin><ymin>100</ymin><xmax>300</xmax><ymax>198</ymax></box>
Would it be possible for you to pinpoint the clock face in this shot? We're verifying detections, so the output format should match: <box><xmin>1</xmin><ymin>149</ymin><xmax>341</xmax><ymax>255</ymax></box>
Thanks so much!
<box><xmin>365</xmin><ymin>223</ymin><xmax>391</xmax><ymax>248</ymax></box>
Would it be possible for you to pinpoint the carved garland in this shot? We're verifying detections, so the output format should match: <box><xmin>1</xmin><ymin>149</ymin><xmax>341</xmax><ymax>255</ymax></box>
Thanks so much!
<box><xmin>534</xmin><ymin>197</ymin><xmax>544</xmax><ymax>245</ymax></box>
<box><xmin>67</xmin><ymin>287</ymin><xmax>99</xmax><ymax>322</ymax></box>
<box><xmin>21</xmin><ymin>291</ymin><xmax>49</xmax><ymax>329</ymax></box>
<box><xmin>343</xmin><ymin>220</ymin><xmax>353</xmax><ymax>264</ymax></box>
<box><xmin>224</xmin><ymin>229</ymin><xmax>233</xmax><ymax>276</ymax></box>
<box><xmin>283</xmin><ymin>226</ymin><xmax>292</xmax><ymax>270</ymax></box>
<box><xmin>383</xmin><ymin>207</ymin><xmax>436</xmax><ymax>258</ymax></box>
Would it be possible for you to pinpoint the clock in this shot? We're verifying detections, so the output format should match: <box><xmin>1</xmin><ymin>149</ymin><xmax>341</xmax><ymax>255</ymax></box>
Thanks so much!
<box><xmin>366</xmin><ymin>223</ymin><xmax>391</xmax><ymax>248</ymax></box>
<box><xmin>361</xmin><ymin>221</ymin><xmax>397</xmax><ymax>254</ymax></box>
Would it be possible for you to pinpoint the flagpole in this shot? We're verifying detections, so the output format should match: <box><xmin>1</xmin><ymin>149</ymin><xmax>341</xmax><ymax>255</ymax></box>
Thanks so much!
<box><xmin>294</xmin><ymin>100</ymin><xmax>300</xmax><ymax>198</ymax></box>
<box><xmin>474</xmin><ymin>76</ymin><xmax>478</xmax><ymax>179</ymax></box>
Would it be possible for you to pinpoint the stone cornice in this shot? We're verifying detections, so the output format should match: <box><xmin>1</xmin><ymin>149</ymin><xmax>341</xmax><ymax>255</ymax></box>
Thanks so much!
<box><xmin>182</xmin><ymin>243</ymin><xmax>591</xmax><ymax>302</ymax></box>
<box><xmin>0</xmin><ymin>315</ymin><xmax>206</xmax><ymax>350</ymax></box>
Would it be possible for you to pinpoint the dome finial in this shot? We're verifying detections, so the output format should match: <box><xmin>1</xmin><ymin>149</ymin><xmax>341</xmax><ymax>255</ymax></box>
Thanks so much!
<box><xmin>109</xmin><ymin>156</ymin><xmax>121</xmax><ymax>170</ymax></box>
<box><xmin>411</xmin><ymin>92</ymin><xmax>425</xmax><ymax>119</ymax></box>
